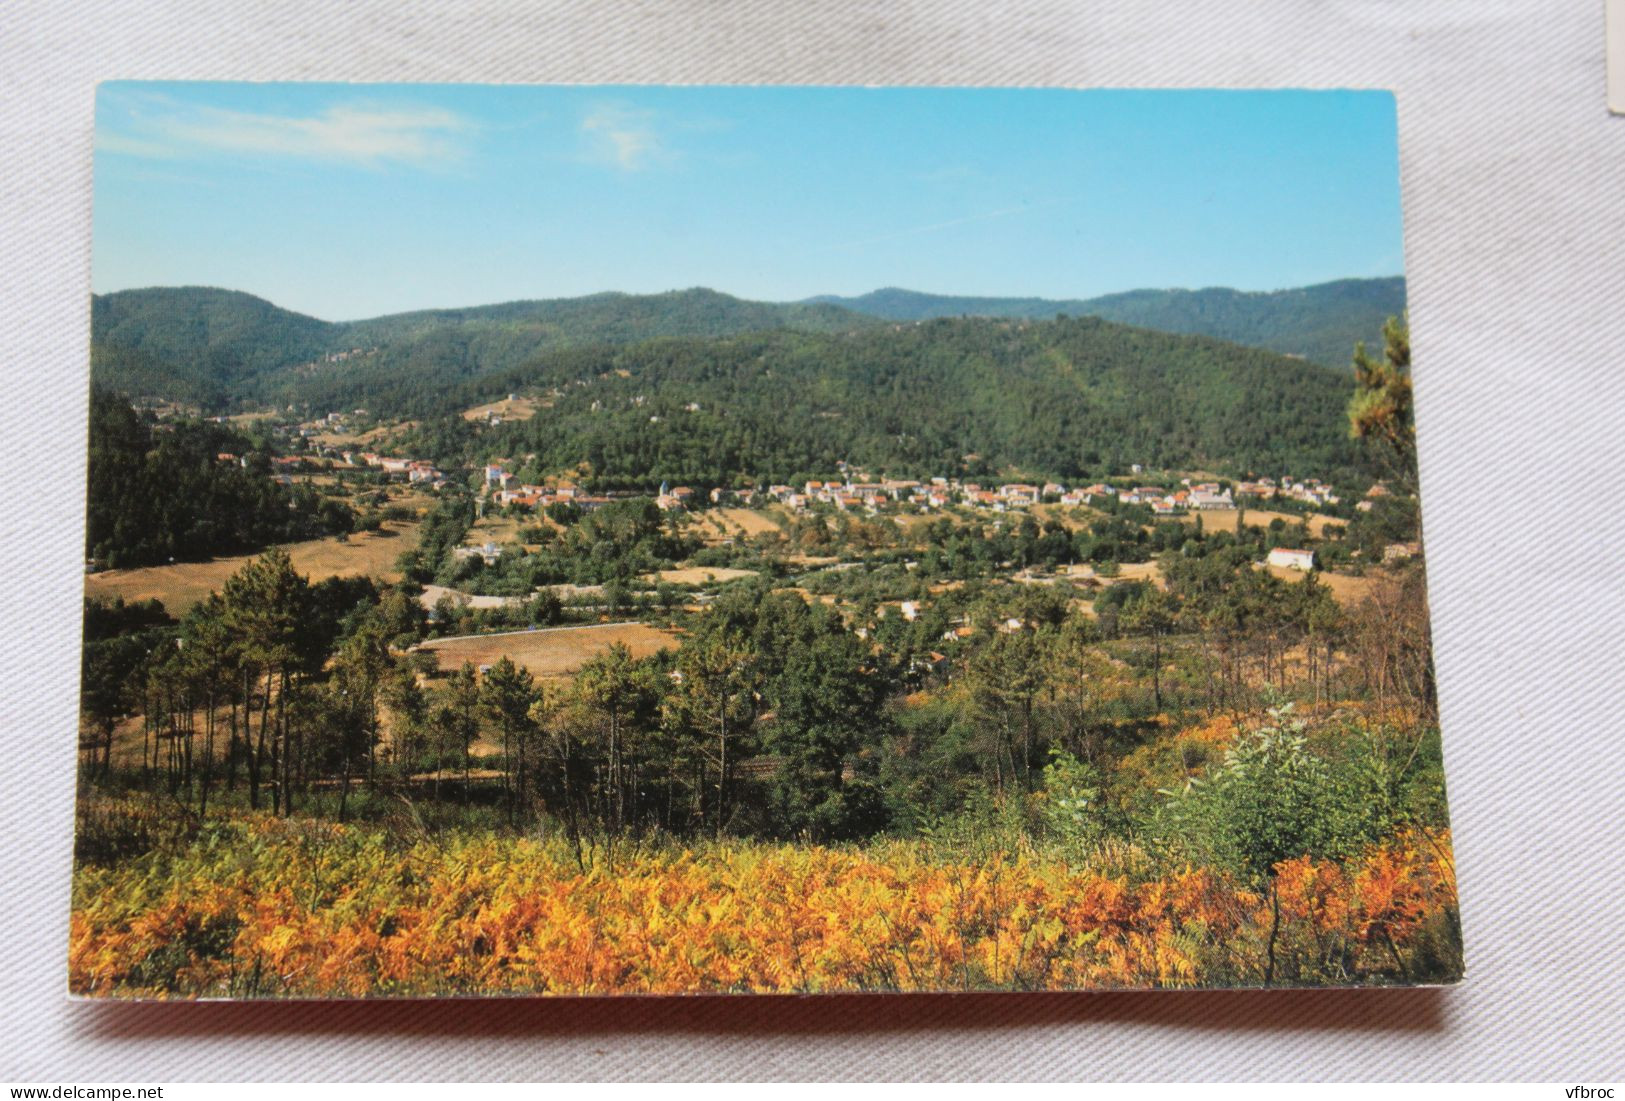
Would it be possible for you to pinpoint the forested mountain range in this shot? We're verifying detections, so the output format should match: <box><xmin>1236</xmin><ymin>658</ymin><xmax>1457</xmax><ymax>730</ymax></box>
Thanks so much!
<box><xmin>342</xmin><ymin>288</ymin><xmax>872</xmax><ymax>347</ymax></box>
<box><xmin>88</xmin><ymin>280</ymin><xmax>1394</xmax><ymax>482</ymax></box>
<box><xmin>808</xmin><ymin>277</ymin><xmax>1406</xmax><ymax>368</ymax></box>
<box><xmin>91</xmin><ymin>287</ymin><xmax>880</xmax><ymax>410</ymax></box>
<box><xmin>90</xmin><ymin>277</ymin><xmax>1402</xmax><ymax>411</ymax></box>
<box><xmin>405</xmin><ymin>315</ymin><xmax>1368</xmax><ymax>485</ymax></box>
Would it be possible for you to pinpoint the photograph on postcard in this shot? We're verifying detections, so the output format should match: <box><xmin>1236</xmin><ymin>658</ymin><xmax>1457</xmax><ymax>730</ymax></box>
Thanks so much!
<box><xmin>72</xmin><ymin>83</ymin><xmax>1459</xmax><ymax>997</ymax></box>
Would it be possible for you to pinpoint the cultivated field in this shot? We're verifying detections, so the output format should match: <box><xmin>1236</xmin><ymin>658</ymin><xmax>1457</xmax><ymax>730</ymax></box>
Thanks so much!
<box><xmin>463</xmin><ymin>512</ymin><xmax>527</xmax><ymax>548</ymax></box>
<box><xmin>417</xmin><ymin>584</ymin><xmax>528</xmax><ymax>612</ymax></box>
<box><xmin>692</xmin><ymin>508</ymin><xmax>784</xmax><ymax>542</ymax></box>
<box><xmin>643</xmin><ymin>566</ymin><xmax>758</xmax><ymax>586</ymax></box>
<box><xmin>1182</xmin><ymin>509</ymin><xmax>1344</xmax><ymax>537</ymax></box>
<box><xmin>417</xmin><ymin>622</ymin><xmax>678</xmax><ymax>678</ymax></box>
<box><xmin>84</xmin><ymin>521</ymin><xmax>419</xmax><ymax>613</ymax></box>
<box><xmin>462</xmin><ymin>396</ymin><xmax>538</xmax><ymax>422</ymax></box>
<box><xmin>1082</xmin><ymin>560</ymin><xmax>1167</xmax><ymax>588</ymax></box>
<box><xmin>1031</xmin><ymin>504</ymin><xmax>1101</xmax><ymax>531</ymax></box>
<box><xmin>384</xmin><ymin>489</ymin><xmax>441</xmax><ymax>516</ymax></box>
<box><xmin>1265</xmin><ymin>565</ymin><xmax>1378</xmax><ymax>606</ymax></box>
<box><xmin>307</xmin><ymin>422</ymin><xmax>416</xmax><ymax>449</ymax></box>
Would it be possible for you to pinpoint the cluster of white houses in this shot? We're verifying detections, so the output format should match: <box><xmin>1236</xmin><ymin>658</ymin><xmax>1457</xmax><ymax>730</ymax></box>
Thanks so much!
<box><xmin>755</xmin><ymin>476</ymin><xmax>1251</xmax><ymax>517</ymax></box>
<box><xmin>480</xmin><ymin>465</ymin><xmax>680</xmax><ymax>513</ymax></box>
<box><xmin>346</xmin><ymin>452</ymin><xmax>445</xmax><ymax>484</ymax></box>
<box><xmin>470</xmin><ymin>463</ymin><xmax>1350</xmax><ymax>524</ymax></box>
<box><xmin>1234</xmin><ymin>476</ymin><xmax>1340</xmax><ymax>508</ymax></box>
<box><xmin>760</xmin><ymin>477</ymin><xmax>1095</xmax><ymax>514</ymax></box>
<box><xmin>212</xmin><ymin>444</ymin><xmax>446</xmax><ymax>487</ymax></box>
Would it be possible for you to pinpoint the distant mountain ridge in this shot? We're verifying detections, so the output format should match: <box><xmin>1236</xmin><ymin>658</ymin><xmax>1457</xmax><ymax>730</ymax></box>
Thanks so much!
<box><xmin>808</xmin><ymin>277</ymin><xmax>1406</xmax><ymax>368</ymax></box>
<box><xmin>86</xmin><ymin>282</ymin><xmax>1390</xmax><ymax>482</ymax></box>
<box><xmin>89</xmin><ymin>277</ymin><xmax>1402</xmax><ymax>413</ymax></box>
<box><xmin>91</xmin><ymin>287</ymin><xmax>338</xmax><ymax>407</ymax></box>
<box><xmin>91</xmin><ymin>286</ymin><xmax>882</xmax><ymax>408</ymax></box>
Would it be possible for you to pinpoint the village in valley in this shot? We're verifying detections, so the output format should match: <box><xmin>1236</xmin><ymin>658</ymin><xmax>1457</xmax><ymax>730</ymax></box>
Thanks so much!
<box><xmin>162</xmin><ymin>396</ymin><xmax>1414</xmax><ymax>620</ymax></box>
<box><xmin>75</xmin><ymin>376</ymin><xmax>1432</xmax><ymax>742</ymax></box>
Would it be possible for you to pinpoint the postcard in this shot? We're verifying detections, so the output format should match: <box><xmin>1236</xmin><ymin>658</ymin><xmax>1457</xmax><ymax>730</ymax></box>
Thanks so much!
<box><xmin>73</xmin><ymin>83</ymin><xmax>1459</xmax><ymax>997</ymax></box>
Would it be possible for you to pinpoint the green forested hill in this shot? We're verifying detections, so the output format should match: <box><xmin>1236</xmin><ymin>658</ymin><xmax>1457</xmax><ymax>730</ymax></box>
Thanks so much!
<box><xmin>343</xmin><ymin>288</ymin><xmax>875</xmax><ymax>346</ymax></box>
<box><xmin>88</xmin><ymin>283</ymin><xmax>1377</xmax><ymax>483</ymax></box>
<box><xmin>90</xmin><ymin>278</ymin><xmax>1400</xmax><ymax>411</ymax></box>
<box><xmin>408</xmin><ymin>315</ymin><xmax>1365</xmax><ymax>485</ymax></box>
<box><xmin>91</xmin><ymin>288</ymin><xmax>339</xmax><ymax>408</ymax></box>
<box><xmin>90</xmin><ymin>286</ymin><xmax>879</xmax><ymax>410</ymax></box>
<box><xmin>808</xmin><ymin>277</ymin><xmax>1406</xmax><ymax>368</ymax></box>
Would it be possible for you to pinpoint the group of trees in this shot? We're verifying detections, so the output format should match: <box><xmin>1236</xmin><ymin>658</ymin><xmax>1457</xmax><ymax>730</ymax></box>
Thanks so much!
<box><xmin>448</xmin><ymin>498</ymin><xmax>698</xmax><ymax>593</ymax></box>
<box><xmin>84</xmin><ymin>554</ymin><xmax>895</xmax><ymax>854</ymax></box>
<box><xmin>412</xmin><ymin>588</ymin><xmax>893</xmax><ymax>851</ymax></box>
<box><xmin>83</xmin><ymin>538</ymin><xmax>1437</xmax><ymax>873</ymax></box>
<box><xmin>83</xmin><ymin>551</ymin><xmax>417</xmax><ymax>820</ymax></box>
<box><xmin>86</xmin><ymin>389</ymin><xmax>355</xmax><ymax>568</ymax></box>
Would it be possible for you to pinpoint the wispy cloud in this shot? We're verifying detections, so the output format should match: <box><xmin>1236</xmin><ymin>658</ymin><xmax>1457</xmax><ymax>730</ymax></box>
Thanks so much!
<box><xmin>817</xmin><ymin>197</ymin><xmax>1077</xmax><ymax>252</ymax></box>
<box><xmin>99</xmin><ymin>99</ymin><xmax>475</xmax><ymax>168</ymax></box>
<box><xmin>580</xmin><ymin>104</ymin><xmax>667</xmax><ymax>171</ymax></box>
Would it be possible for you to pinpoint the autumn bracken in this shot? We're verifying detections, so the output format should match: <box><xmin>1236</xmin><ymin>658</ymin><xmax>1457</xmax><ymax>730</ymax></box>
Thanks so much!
<box><xmin>70</xmin><ymin>820</ymin><xmax>1456</xmax><ymax>998</ymax></box>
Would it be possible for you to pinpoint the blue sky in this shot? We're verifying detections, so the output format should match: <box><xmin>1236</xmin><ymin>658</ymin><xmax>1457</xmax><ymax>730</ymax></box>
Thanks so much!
<box><xmin>93</xmin><ymin>83</ymin><xmax>1404</xmax><ymax>321</ymax></box>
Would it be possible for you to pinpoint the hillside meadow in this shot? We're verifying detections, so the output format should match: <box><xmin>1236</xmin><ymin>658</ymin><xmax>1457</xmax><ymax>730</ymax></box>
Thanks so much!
<box><xmin>416</xmin><ymin>622</ymin><xmax>679</xmax><ymax>679</ymax></box>
<box><xmin>84</xmin><ymin>520</ymin><xmax>418</xmax><ymax>612</ymax></box>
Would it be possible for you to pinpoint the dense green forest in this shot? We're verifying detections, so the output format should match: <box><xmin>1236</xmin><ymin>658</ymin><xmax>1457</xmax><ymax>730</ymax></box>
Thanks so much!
<box><xmin>84</xmin><ymin>388</ymin><xmax>354</xmax><ymax>568</ymax></box>
<box><xmin>91</xmin><ymin>286</ymin><xmax>879</xmax><ymax>411</ymax></box>
<box><xmin>810</xmin><ymin>277</ymin><xmax>1406</xmax><ymax>368</ymax></box>
<box><xmin>90</xmin><ymin>278</ymin><xmax>1404</xmax><ymax>413</ymax></box>
<box><xmin>341</xmin><ymin>288</ymin><xmax>874</xmax><ymax>347</ymax></box>
<box><xmin>91</xmin><ymin>288</ymin><xmax>338</xmax><ymax>409</ymax></box>
<box><xmin>403</xmin><ymin>315</ymin><xmax>1369</xmax><ymax>485</ymax></box>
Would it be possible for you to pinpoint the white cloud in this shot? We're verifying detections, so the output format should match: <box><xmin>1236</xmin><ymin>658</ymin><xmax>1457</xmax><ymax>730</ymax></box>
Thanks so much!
<box><xmin>580</xmin><ymin>105</ymin><xmax>665</xmax><ymax>171</ymax></box>
<box><xmin>100</xmin><ymin>101</ymin><xmax>475</xmax><ymax>167</ymax></box>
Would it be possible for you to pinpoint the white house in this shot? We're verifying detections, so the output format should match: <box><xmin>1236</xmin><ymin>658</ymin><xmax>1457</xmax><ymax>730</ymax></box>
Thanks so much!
<box><xmin>1266</xmin><ymin>547</ymin><xmax>1317</xmax><ymax>572</ymax></box>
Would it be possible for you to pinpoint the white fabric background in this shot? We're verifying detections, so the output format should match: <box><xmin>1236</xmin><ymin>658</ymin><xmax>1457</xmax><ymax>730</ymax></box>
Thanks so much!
<box><xmin>3</xmin><ymin>0</ymin><xmax>1622</xmax><ymax>1082</ymax></box>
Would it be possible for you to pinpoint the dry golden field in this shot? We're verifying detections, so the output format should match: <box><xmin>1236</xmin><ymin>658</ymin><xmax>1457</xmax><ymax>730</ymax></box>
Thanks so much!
<box><xmin>380</xmin><ymin>488</ymin><xmax>441</xmax><ymax>516</ymax></box>
<box><xmin>1031</xmin><ymin>504</ymin><xmax>1101</xmax><ymax>531</ymax></box>
<box><xmin>1181</xmin><ymin>509</ymin><xmax>1344</xmax><ymax>537</ymax></box>
<box><xmin>462</xmin><ymin>512</ymin><xmax>527</xmax><ymax>548</ymax></box>
<box><xmin>307</xmin><ymin>422</ymin><xmax>416</xmax><ymax>449</ymax></box>
<box><xmin>84</xmin><ymin>522</ymin><xmax>419</xmax><ymax>613</ymax></box>
<box><xmin>462</xmin><ymin>396</ymin><xmax>539</xmax><ymax>422</ymax></box>
<box><xmin>1106</xmin><ymin>560</ymin><xmax>1166</xmax><ymax>587</ymax></box>
<box><xmin>417</xmin><ymin>622</ymin><xmax>678</xmax><ymax>678</ymax></box>
<box><xmin>643</xmin><ymin>566</ymin><xmax>758</xmax><ymax>586</ymax></box>
<box><xmin>693</xmin><ymin>508</ymin><xmax>784</xmax><ymax>542</ymax></box>
<box><xmin>1264</xmin><ymin>565</ymin><xmax>1379</xmax><ymax>606</ymax></box>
